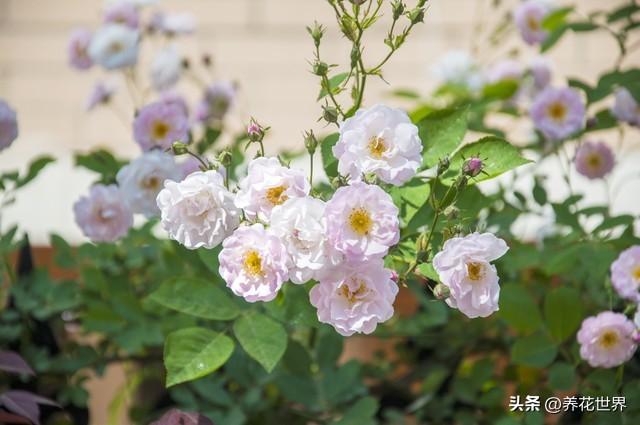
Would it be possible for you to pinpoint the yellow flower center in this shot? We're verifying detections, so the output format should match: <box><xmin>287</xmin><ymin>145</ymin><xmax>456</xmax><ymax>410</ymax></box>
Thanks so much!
<box><xmin>109</xmin><ymin>41</ymin><xmax>124</xmax><ymax>54</ymax></box>
<box><xmin>265</xmin><ymin>185</ymin><xmax>288</xmax><ymax>206</ymax></box>
<box><xmin>368</xmin><ymin>136</ymin><xmax>387</xmax><ymax>159</ymax></box>
<box><xmin>466</xmin><ymin>262</ymin><xmax>486</xmax><ymax>281</ymax></box>
<box><xmin>152</xmin><ymin>121</ymin><xmax>170</xmax><ymax>140</ymax></box>
<box><xmin>632</xmin><ymin>265</ymin><xmax>640</xmax><ymax>282</ymax></box>
<box><xmin>142</xmin><ymin>175</ymin><xmax>161</xmax><ymax>190</ymax></box>
<box><xmin>599</xmin><ymin>330</ymin><xmax>619</xmax><ymax>349</ymax></box>
<box><xmin>338</xmin><ymin>279</ymin><xmax>368</xmax><ymax>304</ymax></box>
<box><xmin>527</xmin><ymin>16</ymin><xmax>540</xmax><ymax>31</ymax></box>
<box><xmin>586</xmin><ymin>153</ymin><xmax>602</xmax><ymax>170</ymax></box>
<box><xmin>242</xmin><ymin>250</ymin><xmax>263</xmax><ymax>277</ymax></box>
<box><xmin>547</xmin><ymin>102</ymin><xmax>567</xmax><ymax>122</ymax></box>
<box><xmin>349</xmin><ymin>208</ymin><xmax>372</xmax><ymax>236</ymax></box>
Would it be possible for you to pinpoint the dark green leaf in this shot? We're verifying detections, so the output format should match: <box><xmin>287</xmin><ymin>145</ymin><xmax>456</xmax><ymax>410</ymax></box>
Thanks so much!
<box><xmin>511</xmin><ymin>332</ymin><xmax>557</xmax><ymax>368</ymax></box>
<box><xmin>544</xmin><ymin>287</ymin><xmax>583</xmax><ymax>342</ymax></box>
<box><xmin>418</xmin><ymin>107</ymin><xmax>469</xmax><ymax>168</ymax></box>
<box><xmin>321</xmin><ymin>133</ymin><xmax>340</xmax><ymax>179</ymax></box>
<box><xmin>499</xmin><ymin>285</ymin><xmax>543</xmax><ymax>334</ymax></box>
<box><xmin>233</xmin><ymin>312</ymin><xmax>287</xmax><ymax>373</ymax></box>
<box><xmin>16</xmin><ymin>156</ymin><xmax>55</xmax><ymax>188</ymax></box>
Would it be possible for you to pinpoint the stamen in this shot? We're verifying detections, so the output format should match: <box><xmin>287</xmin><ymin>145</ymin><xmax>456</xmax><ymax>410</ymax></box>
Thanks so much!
<box><xmin>243</xmin><ymin>250</ymin><xmax>263</xmax><ymax>277</ymax></box>
<box><xmin>348</xmin><ymin>208</ymin><xmax>372</xmax><ymax>236</ymax></box>
<box><xmin>265</xmin><ymin>185</ymin><xmax>288</xmax><ymax>206</ymax></box>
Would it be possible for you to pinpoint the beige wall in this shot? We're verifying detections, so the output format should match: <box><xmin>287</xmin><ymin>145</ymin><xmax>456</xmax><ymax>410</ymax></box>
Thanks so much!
<box><xmin>0</xmin><ymin>0</ymin><xmax>638</xmax><ymax>245</ymax></box>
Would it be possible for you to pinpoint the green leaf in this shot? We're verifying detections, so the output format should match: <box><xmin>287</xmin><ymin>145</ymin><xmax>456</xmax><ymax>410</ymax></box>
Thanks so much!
<box><xmin>511</xmin><ymin>332</ymin><xmax>557</xmax><ymax>368</ymax></box>
<box><xmin>389</xmin><ymin>178</ymin><xmax>431</xmax><ymax>226</ymax></box>
<box><xmin>499</xmin><ymin>285</ymin><xmax>542</xmax><ymax>334</ymax></box>
<box><xmin>321</xmin><ymin>133</ymin><xmax>340</xmax><ymax>179</ymax></box>
<box><xmin>333</xmin><ymin>396</ymin><xmax>378</xmax><ymax>425</ymax></box>
<box><xmin>75</xmin><ymin>149</ymin><xmax>126</xmax><ymax>182</ymax></box>
<box><xmin>447</xmin><ymin>136</ymin><xmax>531</xmax><ymax>184</ymax></box>
<box><xmin>233</xmin><ymin>312</ymin><xmax>287</xmax><ymax>373</ymax></box>
<box><xmin>544</xmin><ymin>287</ymin><xmax>583</xmax><ymax>342</ymax></box>
<box><xmin>16</xmin><ymin>156</ymin><xmax>55</xmax><ymax>188</ymax></box>
<box><xmin>481</xmin><ymin>80</ymin><xmax>519</xmax><ymax>100</ymax></box>
<box><xmin>418</xmin><ymin>107</ymin><xmax>468</xmax><ymax>168</ymax></box>
<box><xmin>541</xmin><ymin>7</ymin><xmax>573</xmax><ymax>31</ymax></box>
<box><xmin>318</xmin><ymin>72</ymin><xmax>350</xmax><ymax>100</ymax></box>
<box><xmin>607</xmin><ymin>4</ymin><xmax>640</xmax><ymax>23</ymax></box>
<box><xmin>391</xmin><ymin>88</ymin><xmax>421</xmax><ymax>99</ymax></box>
<box><xmin>148</xmin><ymin>277</ymin><xmax>240</xmax><ymax>321</ymax></box>
<box><xmin>548</xmin><ymin>362</ymin><xmax>576</xmax><ymax>391</ymax></box>
<box><xmin>541</xmin><ymin>25</ymin><xmax>569</xmax><ymax>52</ymax></box>
<box><xmin>197</xmin><ymin>246</ymin><xmax>221</xmax><ymax>275</ymax></box>
<box><xmin>197</xmin><ymin>127</ymin><xmax>222</xmax><ymax>154</ymax></box>
<box><xmin>164</xmin><ymin>327</ymin><xmax>235</xmax><ymax>387</ymax></box>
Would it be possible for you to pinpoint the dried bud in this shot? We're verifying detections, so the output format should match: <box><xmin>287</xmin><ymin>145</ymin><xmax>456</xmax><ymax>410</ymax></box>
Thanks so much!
<box><xmin>433</xmin><ymin>283</ymin><xmax>450</xmax><ymax>300</ymax></box>
<box><xmin>463</xmin><ymin>157</ymin><xmax>483</xmax><ymax>177</ymax></box>
<box><xmin>391</xmin><ymin>0</ymin><xmax>405</xmax><ymax>20</ymax></box>
<box><xmin>408</xmin><ymin>7</ymin><xmax>425</xmax><ymax>24</ymax></box>
<box><xmin>247</xmin><ymin>118</ymin><xmax>264</xmax><ymax>142</ymax></box>
<box><xmin>218</xmin><ymin>149</ymin><xmax>233</xmax><ymax>168</ymax></box>
<box><xmin>307</xmin><ymin>22</ymin><xmax>325</xmax><ymax>48</ymax></box>
<box><xmin>304</xmin><ymin>130</ymin><xmax>319</xmax><ymax>154</ymax></box>
<box><xmin>313</xmin><ymin>61</ymin><xmax>329</xmax><ymax>76</ymax></box>
<box><xmin>437</xmin><ymin>157</ymin><xmax>450</xmax><ymax>175</ymax></box>
<box><xmin>171</xmin><ymin>142</ymin><xmax>189</xmax><ymax>155</ymax></box>
<box><xmin>322</xmin><ymin>104</ymin><xmax>339</xmax><ymax>124</ymax></box>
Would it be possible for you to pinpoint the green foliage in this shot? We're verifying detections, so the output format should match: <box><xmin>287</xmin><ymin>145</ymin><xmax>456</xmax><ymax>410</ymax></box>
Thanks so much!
<box><xmin>511</xmin><ymin>332</ymin><xmax>558</xmax><ymax>368</ymax></box>
<box><xmin>233</xmin><ymin>312</ymin><xmax>287</xmax><ymax>373</ymax></box>
<box><xmin>499</xmin><ymin>285</ymin><xmax>542</xmax><ymax>334</ymax></box>
<box><xmin>544</xmin><ymin>287</ymin><xmax>583</xmax><ymax>343</ymax></box>
<box><xmin>417</xmin><ymin>107</ymin><xmax>468</xmax><ymax>168</ymax></box>
<box><xmin>321</xmin><ymin>133</ymin><xmax>340</xmax><ymax>179</ymax></box>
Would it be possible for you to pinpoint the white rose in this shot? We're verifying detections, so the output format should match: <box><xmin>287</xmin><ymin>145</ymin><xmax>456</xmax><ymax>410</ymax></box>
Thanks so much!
<box><xmin>150</xmin><ymin>45</ymin><xmax>182</xmax><ymax>92</ymax></box>
<box><xmin>270</xmin><ymin>197</ymin><xmax>329</xmax><ymax>284</ymax></box>
<box><xmin>235</xmin><ymin>157</ymin><xmax>310</xmax><ymax>222</ymax></box>
<box><xmin>88</xmin><ymin>24</ymin><xmax>139</xmax><ymax>70</ymax></box>
<box><xmin>116</xmin><ymin>151</ymin><xmax>182</xmax><ymax>218</ymax></box>
<box><xmin>333</xmin><ymin>104</ymin><xmax>423</xmax><ymax>186</ymax></box>
<box><xmin>157</xmin><ymin>170</ymin><xmax>241</xmax><ymax>249</ymax></box>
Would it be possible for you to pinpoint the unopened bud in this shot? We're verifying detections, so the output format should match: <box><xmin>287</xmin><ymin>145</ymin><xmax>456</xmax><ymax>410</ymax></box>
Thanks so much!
<box><xmin>437</xmin><ymin>157</ymin><xmax>450</xmax><ymax>175</ymax></box>
<box><xmin>340</xmin><ymin>15</ymin><xmax>357</xmax><ymax>41</ymax></box>
<box><xmin>247</xmin><ymin>118</ymin><xmax>264</xmax><ymax>142</ymax></box>
<box><xmin>409</xmin><ymin>7</ymin><xmax>425</xmax><ymax>24</ymax></box>
<box><xmin>391</xmin><ymin>0</ymin><xmax>405</xmax><ymax>20</ymax></box>
<box><xmin>416</xmin><ymin>232</ymin><xmax>429</xmax><ymax>253</ymax></box>
<box><xmin>171</xmin><ymin>142</ymin><xmax>189</xmax><ymax>155</ymax></box>
<box><xmin>313</xmin><ymin>61</ymin><xmax>329</xmax><ymax>76</ymax></box>
<box><xmin>433</xmin><ymin>283</ymin><xmax>450</xmax><ymax>300</ymax></box>
<box><xmin>322</xmin><ymin>105</ymin><xmax>339</xmax><ymax>124</ymax></box>
<box><xmin>218</xmin><ymin>149</ymin><xmax>232</xmax><ymax>168</ymax></box>
<box><xmin>444</xmin><ymin>205</ymin><xmax>459</xmax><ymax>220</ymax></box>
<box><xmin>463</xmin><ymin>157</ymin><xmax>483</xmax><ymax>177</ymax></box>
<box><xmin>202</xmin><ymin>54</ymin><xmax>212</xmax><ymax>67</ymax></box>
<box><xmin>307</xmin><ymin>22</ymin><xmax>325</xmax><ymax>48</ymax></box>
<box><xmin>304</xmin><ymin>130</ymin><xmax>319</xmax><ymax>154</ymax></box>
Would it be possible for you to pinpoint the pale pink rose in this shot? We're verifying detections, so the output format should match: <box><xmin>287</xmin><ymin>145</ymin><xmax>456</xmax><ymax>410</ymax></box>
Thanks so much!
<box><xmin>432</xmin><ymin>232</ymin><xmax>509</xmax><ymax>318</ymax></box>
<box><xmin>310</xmin><ymin>259</ymin><xmax>398</xmax><ymax>336</ymax></box>
<box><xmin>611</xmin><ymin>246</ymin><xmax>640</xmax><ymax>302</ymax></box>
<box><xmin>577</xmin><ymin>311</ymin><xmax>637</xmax><ymax>368</ymax></box>
<box><xmin>574</xmin><ymin>140</ymin><xmax>614</xmax><ymax>179</ymax></box>
<box><xmin>219</xmin><ymin>223</ymin><xmax>290</xmax><ymax>302</ymax></box>
<box><xmin>73</xmin><ymin>184</ymin><xmax>133</xmax><ymax>242</ymax></box>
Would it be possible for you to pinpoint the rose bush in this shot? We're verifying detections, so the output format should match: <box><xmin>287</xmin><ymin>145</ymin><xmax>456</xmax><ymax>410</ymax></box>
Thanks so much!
<box><xmin>2</xmin><ymin>0</ymin><xmax>640</xmax><ymax>424</ymax></box>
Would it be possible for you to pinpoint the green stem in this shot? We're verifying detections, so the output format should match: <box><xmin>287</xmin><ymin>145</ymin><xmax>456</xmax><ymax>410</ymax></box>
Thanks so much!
<box><xmin>309</xmin><ymin>151</ymin><xmax>315</xmax><ymax>185</ymax></box>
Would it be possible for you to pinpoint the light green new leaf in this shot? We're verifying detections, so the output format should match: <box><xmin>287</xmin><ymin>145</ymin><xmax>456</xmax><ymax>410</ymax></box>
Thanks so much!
<box><xmin>418</xmin><ymin>107</ymin><xmax>468</xmax><ymax>168</ymax></box>
<box><xmin>164</xmin><ymin>327</ymin><xmax>234</xmax><ymax>387</ymax></box>
<box><xmin>321</xmin><ymin>133</ymin><xmax>340</xmax><ymax>179</ymax></box>
<box><xmin>233</xmin><ymin>312</ymin><xmax>287</xmax><ymax>373</ymax></box>
<box><xmin>318</xmin><ymin>72</ymin><xmax>349</xmax><ymax>100</ymax></box>
<box><xmin>499</xmin><ymin>285</ymin><xmax>542</xmax><ymax>334</ymax></box>
<box><xmin>148</xmin><ymin>277</ymin><xmax>240</xmax><ymax>321</ymax></box>
<box><xmin>511</xmin><ymin>332</ymin><xmax>557</xmax><ymax>368</ymax></box>
<box><xmin>447</xmin><ymin>136</ymin><xmax>531</xmax><ymax>184</ymax></box>
<box><xmin>544</xmin><ymin>287</ymin><xmax>583</xmax><ymax>342</ymax></box>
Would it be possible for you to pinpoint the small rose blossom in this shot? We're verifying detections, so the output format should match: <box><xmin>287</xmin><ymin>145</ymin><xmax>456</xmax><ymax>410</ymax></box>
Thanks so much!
<box><xmin>430</xmin><ymin>50</ymin><xmax>484</xmax><ymax>92</ymax></box>
<box><xmin>513</xmin><ymin>0</ymin><xmax>551</xmax><ymax>45</ymax></box>
<box><xmin>219</xmin><ymin>223</ymin><xmax>290</xmax><ymax>302</ymax></box>
<box><xmin>433</xmin><ymin>232</ymin><xmax>509</xmax><ymax>318</ymax></box>
<box><xmin>333</xmin><ymin>104</ymin><xmax>423</xmax><ymax>186</ymax></box>
<box><xmin>270</xmin><ymin>197</ymin><xmax>329</xmax><ymax>284</ymax></box>
<box><xmin>150</xmin><ymin>45</ymin><xmax>182</xmax><ymax>92</ymax></box>
<box><xmin>86</xmin><ymin>82</ymin><xmax>116</xmax><ymax>111</ymax></box>
<box><xmin>196</xmin><ymin>81</ymin><xmax>236</xmax><ymax>123</ymax></box>
<box><xmin>486</xmin><ymin>59</ymin><xmax>524</xmax><ymax>84</ymax></box>
<box><xmin>531</xmin><ymin>87</ymin><xmax>585</xmax><ymax>141</ymax></box>
<box><xmin>574</xmin><ymin>140</ymin><xmax>615</xmax><ymax>179</ymax></box>
<box><xmin>116</xmin><ymin>151</ymin><xmax>182</xmax><ymax>217</ymax></box>
<box><xmin>611</xmin><ymin>88</ymin><xmax>640</xmax><ymax>127</ymax></box>
<box><xmin>73</xmin><ymin>184</ymin><xmax>133</xmax><ymax>242</ymax></box>
<box><xmin>157</xmin><ymin>170</ymin><xmax>240</xmax><ymax>249</ymax></box>
<box><xmin>68</xmin><ymin>28</ymin><xmax>93</xmax><ymax>70</ymax></box>
<box><xmin>103</xmin><ymin>2</ymin><xmax>139</xmax><ymax>29</ymax></box>
<box><xmin>611</xmin><ymin>246</ymin><xmax>640</xmax><ymax>302</ymax></box>
<box><xmin>133</xmin><ymin>100</ymin><xmax>190</xmax><ymax>151</ymax></box>
<box><xmin>88</xmin><ymin>24</ymin><xmax>139</xmax><ymax>70</ymax></box>
<box><xmin>324</xmin><ymin>181</ymin><xmax>400</xmax><ymax>262</ymax></box>
<box><xmin>310</xmin><ymin>259</ymin><xmax>398</xmax><ymax>336</ymax></box>
<box><xmin>577</xmin><ymin>311</ymin><xmax>637</xmax><ymax>368</ymax></box>
<box><xmin>235</xmin><ymin>157</ymin><xmax>310</xmax><ymax>222</ymax></box>
<box><xmin>0</xmin><ymin>99</ymin><xmax>19</xmax><ymax>152</ymax></box>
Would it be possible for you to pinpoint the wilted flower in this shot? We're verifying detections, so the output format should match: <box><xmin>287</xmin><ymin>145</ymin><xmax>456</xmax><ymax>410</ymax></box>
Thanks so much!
<box><xmin>270</xmin><ymin>197</ymin><xmax>329</xmax><ymax>284</ymax></box>
<box><xmin>574</xmin><ymin>140</ymin><xmax>615</xmax><ymax>179</ymax></box>
<box><xmin>88</xmin><ymin>24</ymin><xmax>139</xmax><ymax>70</ymax></box>
<box><xmin>324</xmin><ymin>181</ymin><xmax>400</xmax><ymax>261</ymax></box>
<box><xmin>513</xmin><ymin>0</ymin><xmax>551</xmax><ymax>45</ymax></box>
<box><xmin>150</xmin><ymin>45</ymin><xmax>182</xmax><ymax>92</ymax></box>
<box><xmin>333</xmin><ymin>104</ymin><xmax>423</xmax><ymax>186</ymax></box>
<box><xmin>430</xmin><ymin>50</ymin><xmax>484</xmax><ymax>92</ymax></box>
<box><xmin>577</xmin><ymin>311</ymin><xmax>637</xmax><ymax>368</ymax></box>
<box><xmin>432</xmin><ymin>232</ymin><xmax>509</xmax><ymax>318</ymax></box>
<box><xmin>219</xmin><ymin>223</ymin><xmax>290</xmax><ymax>302</ymax></box>
<box><xmin>310</xmin><ymin>258</ymin><xmax>398</xmax><ymax>336</ymax></box>
<box><xmin>73</xmin><ymin>184</ymin><xmax>133</xmax><ymax>242</ymax></box>
<box><xmin>611</xmin><ymin>88</ymin><xmax>640</xmax><ymax>126</ymax></box>
<box><xmin>133</xmin><ymin>100</ymin><xmax>190</xmax><ymax>151</ymax></box>
<box><xmin>116</xmin><ymin>151</ymin><xmax>181</xmax><ymax>217</ymax></box>
<box><xmin>530</xmin><ymin>87</ymin><xmax>585</xmax><ymax>141</ymax></box>
<box><xmin>235</xmin><ymin>157</ymin><xmax>310</xmax><ymax>222</ymax></box>
<box><xmin>611</xmin><ymin>246</ymin><xmax>640</xmax><ymax>302</ymax></box>
<box><xmin>0</xmin><ymin>99</ymin><xmax>19</xmax><ymax>152</ymax></box>
<box><xmin>68</xmin><ymin>28</ymin><xmax>93</xmax><ymax>70</ymax></box>
<box><xmin>103</xmin><ymin>2</ymin><xmax>139</xmax><ymax>29</ymax></box>
<box><xmin>156</xmin><ymin>170</ymin><xmax>240</xmax><ymax>249</ymax></box>
<box><xmin>86</xmin><ymin>82</ymin><xmax>116</xmax><ymax>111</ymax></box>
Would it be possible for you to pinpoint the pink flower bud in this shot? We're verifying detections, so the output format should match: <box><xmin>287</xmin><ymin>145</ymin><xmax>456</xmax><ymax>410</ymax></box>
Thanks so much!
<box><xmin>463</xmin><ymin>157</ymin><xmax>483</xmax><ymax>177</ymax></box>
